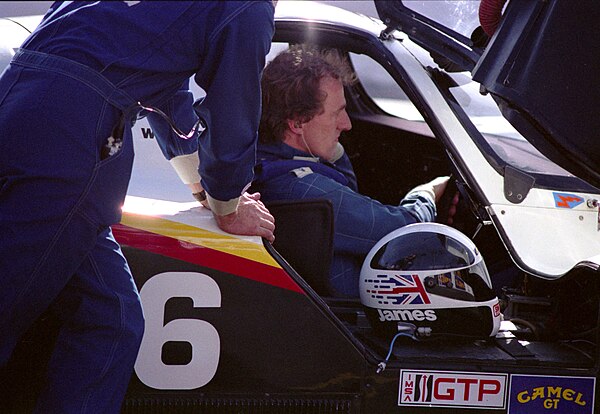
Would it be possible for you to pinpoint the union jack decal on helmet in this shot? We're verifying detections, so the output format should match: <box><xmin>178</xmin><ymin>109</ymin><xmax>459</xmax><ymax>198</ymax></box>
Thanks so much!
<box><xmin>364</xmin><ymin>274</ymin><xmax>431</xmax><ymax>306</ymax></box>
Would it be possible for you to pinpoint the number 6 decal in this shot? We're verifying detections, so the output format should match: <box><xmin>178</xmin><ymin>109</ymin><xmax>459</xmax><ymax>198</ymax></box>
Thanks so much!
<box><xmin>135</xmin><ymin>272</ymin><xmax>221</xmax><ymax>389</ymax></box>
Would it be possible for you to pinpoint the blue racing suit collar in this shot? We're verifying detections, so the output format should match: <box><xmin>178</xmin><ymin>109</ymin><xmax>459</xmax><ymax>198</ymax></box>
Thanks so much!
<box><xmin>258</xmin><ymin>141</ymin><xmax>320</xmax><ymax>162</ymax></box>
<box><xmin>255</xmin><ymin>141</ymin><xmax>350</xmax><ymax>187</ymax></box>
<box><xmin>257</xmin><ymin>141</ymin><xmax>344</xmax><ymax>163</ymax></box>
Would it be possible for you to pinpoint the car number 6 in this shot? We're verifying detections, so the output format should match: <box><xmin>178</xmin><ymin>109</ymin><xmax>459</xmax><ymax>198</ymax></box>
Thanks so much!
<box><xmin>134</xmin><ymin>272</ymin><xmax>221</xmax><ymax>390</ymax></box>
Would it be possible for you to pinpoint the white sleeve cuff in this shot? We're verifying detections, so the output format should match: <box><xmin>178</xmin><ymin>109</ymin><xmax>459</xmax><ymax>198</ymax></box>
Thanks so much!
<box><xmin>406</xmin><ymin>183</ymin><xmax>436</xmax><ymax>203</ymax></box>
<box><xmin>169</xmin><ymin>152</ymin><xmax>201</xmax><ymax>185</ymax></box>
<box><xmin>207</xmin><ymin>194</ymin><xmax>240</xmax><ymax>216</ymax></box>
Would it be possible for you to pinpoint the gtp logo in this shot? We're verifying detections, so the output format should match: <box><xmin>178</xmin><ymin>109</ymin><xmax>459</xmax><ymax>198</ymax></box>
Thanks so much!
<box><xmin>399</xmin><ymin>370</ymin><xmax>507</xmax><ymax>409</ymax></box>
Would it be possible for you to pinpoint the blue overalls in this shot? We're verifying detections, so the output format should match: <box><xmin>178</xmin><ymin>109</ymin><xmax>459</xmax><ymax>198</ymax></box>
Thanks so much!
<box><xmin>0</xmin><ymin>1</ymin><xmax>274</xmax><ymax>412</ymax></box>
<box><xmin>0</xmin><ymin>47</ymin><xmax>144</xmax><ymax>414</ymax></box>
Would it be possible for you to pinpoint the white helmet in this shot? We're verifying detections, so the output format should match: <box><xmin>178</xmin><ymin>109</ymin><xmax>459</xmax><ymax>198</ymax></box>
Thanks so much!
<box><xmin>360</xmin><ymin>223</ymin><xmax>501</xmax><ymax>338</ymax></box>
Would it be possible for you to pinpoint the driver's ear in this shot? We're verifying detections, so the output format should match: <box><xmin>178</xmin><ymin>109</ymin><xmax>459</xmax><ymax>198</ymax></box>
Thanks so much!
<box><xmin>287</xmin><ymin>119</ymin><xmax>303</xmax><ymax>134</ymax></box>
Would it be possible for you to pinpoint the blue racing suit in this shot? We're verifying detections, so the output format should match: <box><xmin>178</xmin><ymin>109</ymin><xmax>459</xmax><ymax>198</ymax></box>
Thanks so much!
<box><xmin>0</xmin><ymin>1</ymin><xmax>274</xmax><ymax>413</ymax></box>
<box><xmin>252</xmin><ymin>142</ymin><xmax>436</xmax><ymax>298</ymax></box>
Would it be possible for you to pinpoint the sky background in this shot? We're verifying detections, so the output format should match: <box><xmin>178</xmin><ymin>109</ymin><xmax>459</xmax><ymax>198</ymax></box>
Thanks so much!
<box><xmin>0</xmin><ymin>1</ymin><xmax>480</xmax><ymax>38</ymax></box>
<box><xmin>0</xmin><ymin>1</ymin><xmax>379</xmax><ymax>19</ymax></box>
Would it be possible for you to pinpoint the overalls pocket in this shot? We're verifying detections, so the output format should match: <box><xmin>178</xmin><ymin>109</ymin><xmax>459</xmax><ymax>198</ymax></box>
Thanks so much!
<box><xmin>79</xmin><ymin>120</ymin><xmax>135</xmax><ymax>227</ymax></box>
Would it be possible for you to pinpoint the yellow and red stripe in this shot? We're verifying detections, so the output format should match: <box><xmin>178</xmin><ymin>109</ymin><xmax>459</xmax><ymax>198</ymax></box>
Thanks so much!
<box><xmin>114</xmin><ymin>213</ymin><xmax>304</xmax><ymax>294</ymax></box>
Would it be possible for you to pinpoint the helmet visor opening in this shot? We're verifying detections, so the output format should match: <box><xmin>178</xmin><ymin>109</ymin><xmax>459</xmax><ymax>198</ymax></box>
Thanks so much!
<box><xmin>371</xmin><ymin>232</ymin><xmax>475</xmax><ymax>271</ymax></box>
<box><xmin>423</xmin><ymin>262</ymin><xmax>495</xmax><ymax>302</ymax></box>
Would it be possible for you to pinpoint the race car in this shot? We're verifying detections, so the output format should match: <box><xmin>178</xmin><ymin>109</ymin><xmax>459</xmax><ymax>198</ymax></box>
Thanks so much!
<box><xmin>1</xmin><ymin>1</ymin><xmax>599</xmax><ymax>413</ymax></box>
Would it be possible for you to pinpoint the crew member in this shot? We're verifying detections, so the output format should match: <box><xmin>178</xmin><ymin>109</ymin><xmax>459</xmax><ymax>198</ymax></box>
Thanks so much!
<box><xmin>0</xmin><ymin>2</ymin><xmax>275</xmax><ymax>412</ymax></box>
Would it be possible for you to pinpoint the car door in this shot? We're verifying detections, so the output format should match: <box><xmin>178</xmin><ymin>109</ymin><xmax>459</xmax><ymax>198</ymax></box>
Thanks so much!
<box><xmin>374</xmin><ymin>0</ymin><xmax>600</xmax><ymax>280</ymax></box>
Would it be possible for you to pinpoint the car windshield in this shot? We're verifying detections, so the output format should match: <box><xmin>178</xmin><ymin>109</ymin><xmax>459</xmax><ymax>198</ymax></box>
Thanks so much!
<box><xmin>352</xmin><ymin>42</ymin><xmax>575</xmax><ymax>178</ymax></box>
<box><xmin>403</xmin><ymin>0</ymin><xmax>481</xmax><ymax>39</ymax></box>
<box><xmin>391</xmin><ymin>1</ymin><xmax>577</xmax><ymax>179</ymax></box>
<box><xmin>443</xmin><ymin>72</ymin><xmax>576</xmax><ymax>177</ymax></box>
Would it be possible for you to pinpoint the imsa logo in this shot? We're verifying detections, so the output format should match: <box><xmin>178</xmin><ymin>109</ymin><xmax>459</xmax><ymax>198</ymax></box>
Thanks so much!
<box><xmin>399</xmin><ymin>370</ymin><xmax>507</xmax><ymax>409</ymax></box>
<box><xmin>377</xmin><ymin>309</ymin><xmax>436</xmax><ymax>322</ymax></box>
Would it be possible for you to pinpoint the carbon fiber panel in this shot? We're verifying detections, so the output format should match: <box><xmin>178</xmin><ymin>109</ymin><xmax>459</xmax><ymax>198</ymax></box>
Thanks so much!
<box><xmin>123</xmin><ymin>396</ymin><xmax>354</xmax><ymax>413</ymax></box>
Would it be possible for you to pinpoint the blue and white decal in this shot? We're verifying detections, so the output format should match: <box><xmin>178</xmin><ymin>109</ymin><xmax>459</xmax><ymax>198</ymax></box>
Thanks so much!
<box><xmin>553</xmin><ymin>192</ymin><xmax>584</xmax><ymax>209</ymax></box>
<box><xmin>508</xmin><ymin>374</ymin><xmax>595</xmax><ymax>413</ymax></box>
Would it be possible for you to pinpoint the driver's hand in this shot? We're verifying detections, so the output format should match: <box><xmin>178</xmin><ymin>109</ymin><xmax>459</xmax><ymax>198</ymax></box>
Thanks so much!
<box><xmin>213</xmin><ymin>192</ymin><xmax>275</xmax><ymax>242</ymax></box>
<box><xmin>428</xmin><ymin>176</ymin><xmax>451</xmax><ymax>202</ymax></box>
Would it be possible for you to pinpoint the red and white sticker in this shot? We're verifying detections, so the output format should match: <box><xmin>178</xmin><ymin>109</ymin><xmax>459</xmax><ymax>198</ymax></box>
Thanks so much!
<box><xmin>399</xmin><ymin>370</ymin><xmax>508</xmax><ymax>409</ymax></box>
<box><xmin>493</xmin><ymin>302</ymin><xmax>501</xmax><ymax>317</ymax></box>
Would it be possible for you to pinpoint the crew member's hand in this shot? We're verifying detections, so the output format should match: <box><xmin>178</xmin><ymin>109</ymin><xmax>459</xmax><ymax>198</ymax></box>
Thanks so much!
<box><xmin>429</xmin><ymin>176</ymin><xmax>451</xmax><ymax>202</ymax></box>
<box><xmin>214</xmin><ymin>192</ymin><xmax>275</xmax><ymax>242</ymax></box>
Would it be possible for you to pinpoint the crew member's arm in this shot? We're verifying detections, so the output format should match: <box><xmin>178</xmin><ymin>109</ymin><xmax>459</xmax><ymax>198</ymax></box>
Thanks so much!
<box><xmin>146</xmin><ymin>79</ymin><xmax>204</xmax><ymax>199</ymax></box>
<box><xmin>193</xmin><ymin>1</ymin><xmax>275</xmax><ymax>241</ymax></box>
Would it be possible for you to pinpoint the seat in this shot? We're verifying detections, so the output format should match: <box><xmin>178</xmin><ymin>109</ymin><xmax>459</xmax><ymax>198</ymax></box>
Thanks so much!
<box><xmin>266</xmin><ymin>199</ymin><xmax>334</xmax><ymax>296</ymax></box>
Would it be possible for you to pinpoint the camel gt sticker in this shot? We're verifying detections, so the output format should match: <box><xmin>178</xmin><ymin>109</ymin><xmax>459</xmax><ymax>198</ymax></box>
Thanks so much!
<box><xmin>399</xmin><ymin>370</ymin><xmax>507</xmax><ymax>409</ymax></box>
<box><xmin>508</xmin><ymin>375</ymin><xmax>595</xmax><ymax>413</ymax></box>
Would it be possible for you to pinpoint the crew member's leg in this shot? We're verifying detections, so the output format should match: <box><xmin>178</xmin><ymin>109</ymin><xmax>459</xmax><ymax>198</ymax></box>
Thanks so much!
<box><xmin>0</xmin><ymin>62</ymin><xmax>138</xmax><ymax>412</ymax></box>
<box><xmin>34</xmin><ymin>227</ymin><xmax>144</xmax><ymax>413</ymax></box>
<box><xmin>0</xmin><ymin>68</ymin><xmax>104</xmax><ymax>366</ymax></box>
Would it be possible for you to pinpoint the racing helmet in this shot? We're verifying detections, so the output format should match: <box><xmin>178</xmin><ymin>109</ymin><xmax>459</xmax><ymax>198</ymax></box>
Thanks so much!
<box><xmin>360</xmin><ymin>223</ymin><xmax>501</xmax><ymax>338</ymax></box>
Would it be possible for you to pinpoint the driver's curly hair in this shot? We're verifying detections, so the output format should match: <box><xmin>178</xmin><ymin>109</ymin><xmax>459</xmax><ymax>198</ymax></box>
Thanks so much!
<box><xmin>259</xmin><ymin>44</ymin><xmax>356</xmax><ymax>144</ymax></box>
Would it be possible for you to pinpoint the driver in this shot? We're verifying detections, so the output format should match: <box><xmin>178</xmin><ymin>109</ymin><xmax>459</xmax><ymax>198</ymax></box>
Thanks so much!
<box><xmin>252</xmin><ymin>45</ymin><xmax>449</xmax><ymax>297</ymax></box>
